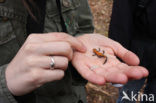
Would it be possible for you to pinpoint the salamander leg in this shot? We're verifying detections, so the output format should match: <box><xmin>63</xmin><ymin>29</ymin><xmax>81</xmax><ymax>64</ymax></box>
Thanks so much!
<box><xmin>92</xmin><ymin>53</ymin><xmax>96</xmax><ymax>56</ymax></box>
<box><xmin>98</xmin><ymin>48</ymin><xmax>101</xmax><ymax>52</ymax></box>
<box><xmin>103</xmin><ymin>50</ymin><xmax>105</xmax><ymax>55</ymax></box>
<box><xmin>103</xmin><ymin>57</ymin><xmax>108</xmax><ymax>64</ymax></box>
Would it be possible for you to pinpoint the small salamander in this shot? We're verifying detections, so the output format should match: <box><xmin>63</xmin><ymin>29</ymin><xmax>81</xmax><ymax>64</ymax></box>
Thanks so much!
<box><xmin>92</xmin><ymin>48</ymin><xmax>107</xmax><ymax>64</ymax></box>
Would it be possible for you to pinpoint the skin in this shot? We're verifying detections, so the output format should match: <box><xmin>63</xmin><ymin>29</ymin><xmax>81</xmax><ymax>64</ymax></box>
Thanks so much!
<box><xmin>72</xmin><ymin>34</ymin><xmax>149</xmax><ymax>85</ymax></box>
<box><xmin>5</xmin><ymin>33</ymin><xmax>148</xmax><ymax>96</ymax></box>
<box><xmin>5</xmin><ymin>32</ymin><xmax>86</xmax><ymax>96</ymax></box>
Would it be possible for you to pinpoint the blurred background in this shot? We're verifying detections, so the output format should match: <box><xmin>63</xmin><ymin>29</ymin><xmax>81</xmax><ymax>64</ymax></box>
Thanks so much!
<box><xmin>86</xmin><ymin>0</ymin><xmax>119</xmax><ymax>103</ymax></box>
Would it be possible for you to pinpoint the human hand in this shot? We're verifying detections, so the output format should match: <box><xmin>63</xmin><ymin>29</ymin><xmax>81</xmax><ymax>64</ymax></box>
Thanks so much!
<box><xmin>72</xmin><ymin>34</ymin><xmax>148</xmax><ymax>85</ymax></box>
<box><xmin>6</xmin><ymin>33</ymin><xmax>86</xmax><ymax>96</ymax></box>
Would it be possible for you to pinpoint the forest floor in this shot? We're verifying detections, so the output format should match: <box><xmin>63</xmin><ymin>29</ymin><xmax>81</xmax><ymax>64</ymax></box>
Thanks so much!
<box><xmin>86</xmin><ymin>0</ymin><xmax>120</xmax><ymax>103</ymax></box>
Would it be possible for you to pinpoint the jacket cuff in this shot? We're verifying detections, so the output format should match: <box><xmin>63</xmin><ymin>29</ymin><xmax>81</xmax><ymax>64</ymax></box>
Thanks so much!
<box><xmin>0</xmin><ymin>64</ymin><xmax>17</xmax><ymax>103</ymax></box>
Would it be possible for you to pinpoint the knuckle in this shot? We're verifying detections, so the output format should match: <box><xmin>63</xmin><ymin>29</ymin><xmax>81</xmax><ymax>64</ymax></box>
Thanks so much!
<box><xmin>53</xmin><ymin>33</ymin><xmax>68</xmax><ymax>39</ymax></box>
<box><xmin>57</xmin><ymin>71</ymin><xmax>65</xmax><ymax>80</ymax></box>
<box><xmin>62</xmin><ymin>58</ymin><xmax>69</xmax><ymax>69</ymax></box>
<box><xmin>24</xmin><ymin>44</ymin><xmax>32</xmax><ymax>52</ymax></box>
<box><xmin>63</xmin><ymin>42</ymin><xmax>71</xmax><ymax>52</ymax></box>
<box><xmin>63</xmin><ymin>43</ymin><xmax>73</xmax><ymax>59</ymax></box>
<box><xmin>25</xmin><ymin>56</ymin><xmax>35</xmax><ymax>67</ymax></box>
<box><xmin>27</xmin><ymin>34</ymin><xmax>37</xmax><ymax>41</ymax></box>
<box><xmin>115</xmin><ymin>42</ymin><xmax>122</xmax><ymax>47</ymax></box>
<box><xmin>24</xmin><ymin>43</ymin><xmax>37</xmax><ymax>53</ymax></box>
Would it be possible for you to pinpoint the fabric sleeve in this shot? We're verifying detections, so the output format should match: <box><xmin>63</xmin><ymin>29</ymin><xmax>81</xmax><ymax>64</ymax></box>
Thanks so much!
<box><xmin>109</xmin><ymin>0</ymin><xmax>136</xmax><ymax>49</ymax></box>
<box><xmin>75</xmin><ymin>0</ymin><xmax>94</xmax><ymax>36</ymax></box>
<box><xmin>0</xmin><ymin>64</ymin><xmax>17</xmax><ymax>103</ymax></box>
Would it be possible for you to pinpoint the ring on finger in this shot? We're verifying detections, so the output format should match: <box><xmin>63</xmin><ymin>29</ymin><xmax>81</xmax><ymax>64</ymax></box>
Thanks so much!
<box><xmin>50</xmin><ymin>56</ymin><xmax>55</xmax><ymax>69</ymax></box>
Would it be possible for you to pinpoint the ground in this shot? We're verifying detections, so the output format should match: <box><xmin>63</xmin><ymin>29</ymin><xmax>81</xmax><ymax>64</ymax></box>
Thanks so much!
<box><xmin>86</xmin><ymin>0</ymin><xmax>119</xmax><ymax>103</ymax></box>
<box><xmin>89</xmin><ymin>0</ymin><xmax>113</xmax><ymax>36</ymax></box>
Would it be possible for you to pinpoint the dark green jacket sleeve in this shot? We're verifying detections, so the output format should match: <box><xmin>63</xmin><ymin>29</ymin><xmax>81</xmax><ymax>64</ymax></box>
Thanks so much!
<box><xmin>69</xmin><ymin>0</ymin><xmax>94</xmax><ymax>85</ymax></box>
<box><xmin>0</xmin><ymin>64</ymin><xmax>17</xmax><ymax>103</ymax></box>
<box><xmin>76</xmin><ymin>0</ymin><xmax>94</xmax><ymax>36</ymax></box>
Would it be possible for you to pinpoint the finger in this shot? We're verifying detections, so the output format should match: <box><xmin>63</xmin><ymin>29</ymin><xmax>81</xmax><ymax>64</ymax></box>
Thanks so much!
<box><xmin>28</xmin><ymin>42</ymin><xmax>73</xmax><ymax>60</ymax></box>
<box><xmin>49</xmin><ymin>56</ymin><xmax>69</xmax><ymax>70</ymax></box>
<box><xmin>115</xmin><ymin>63</ymin><xmax>140</xmax><ymax>79</ymax></box>
<box><xmin>40</xmin><ymin>69</ymin><xmax>65</xmax><ymax>84</ymax></box>
<box><xmin>78</xmin><ymin>64</ymin><xmax>106</xmax><ymax>85</ymax></box>
<box><xmin>32</xmin><ymin>56</ymin><xmax>69</xmax><ymax>70</ymax></box>
<box><xmin>72</xmin><ymin>59</ymin><xmax>105</xmax><ymax>85</ymax></box>
<box><xmin>140</xmin><ymin>68</ymin><xmax>149</xmax><ymax>77</ymax></box>
<box><xmin>92</xmin><ymin>66</ymin><xmax>128</xmax><ymax>84</ymax></box>
<box><xmin>109</xmin><ymin>41</ymin><xmax>140</xmax><ymax>66</ymax></box>
<box><xmin>118</xmin><ymin>63</ymin><xmax>149</xmax><ymax>77</ymax></box>
<box><xmin>105</xmin><ymin>72</ymin><xmax>128</xmax><ymax>84</ymax></box>
<box><xmin>117</xmin><ymin>63</ymin><xmax>147</xmax><ymax>79</ymax></box>
<box><xmin>28</xmin><ymin>33</ymin><xmax>86</xmax><ymax>52</ymax></box>
<box><xmin>124</xmin><ymin>66</ymin><xmax>148</xmax><ymax>79</ymax></box>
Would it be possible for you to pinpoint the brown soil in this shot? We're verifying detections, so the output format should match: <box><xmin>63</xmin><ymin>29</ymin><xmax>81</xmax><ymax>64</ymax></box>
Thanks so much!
<box><xmin>86</xmin><ymin>0</ymin><xmax>119</xmax><ymax>103</ymax></box>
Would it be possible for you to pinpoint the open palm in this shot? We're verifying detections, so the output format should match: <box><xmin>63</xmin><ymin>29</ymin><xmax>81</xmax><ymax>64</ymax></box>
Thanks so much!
<box><xmin>72</xmin><ymin>34</ymin><xmax>148</xmax><ymax>85</ymax></box>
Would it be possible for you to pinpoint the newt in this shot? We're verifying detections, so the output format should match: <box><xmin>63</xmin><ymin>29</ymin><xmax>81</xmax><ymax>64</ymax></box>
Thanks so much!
<box><xmin>92</xmin><ymin>48</ymin><xmax>108</xmax><ymax>64</ymax></box>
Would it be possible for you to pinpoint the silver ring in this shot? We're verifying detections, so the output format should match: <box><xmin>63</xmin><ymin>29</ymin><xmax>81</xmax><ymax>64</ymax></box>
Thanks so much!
<box><xmin>50</xmin><ymin>57</ymin><xmax>55</xmax><ymax>69</ymax></box>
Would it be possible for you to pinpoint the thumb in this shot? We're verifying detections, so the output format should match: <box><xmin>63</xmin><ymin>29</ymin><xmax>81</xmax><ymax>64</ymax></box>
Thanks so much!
<box><xmin>122</xmin><ymin>50</ymin><xmax>140</xmax><ymax>66</ymax></box>
<box><xmin>111</xmin><ymin>42</ymin><xmax>140</xmax><ymax>66</ymax></box>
